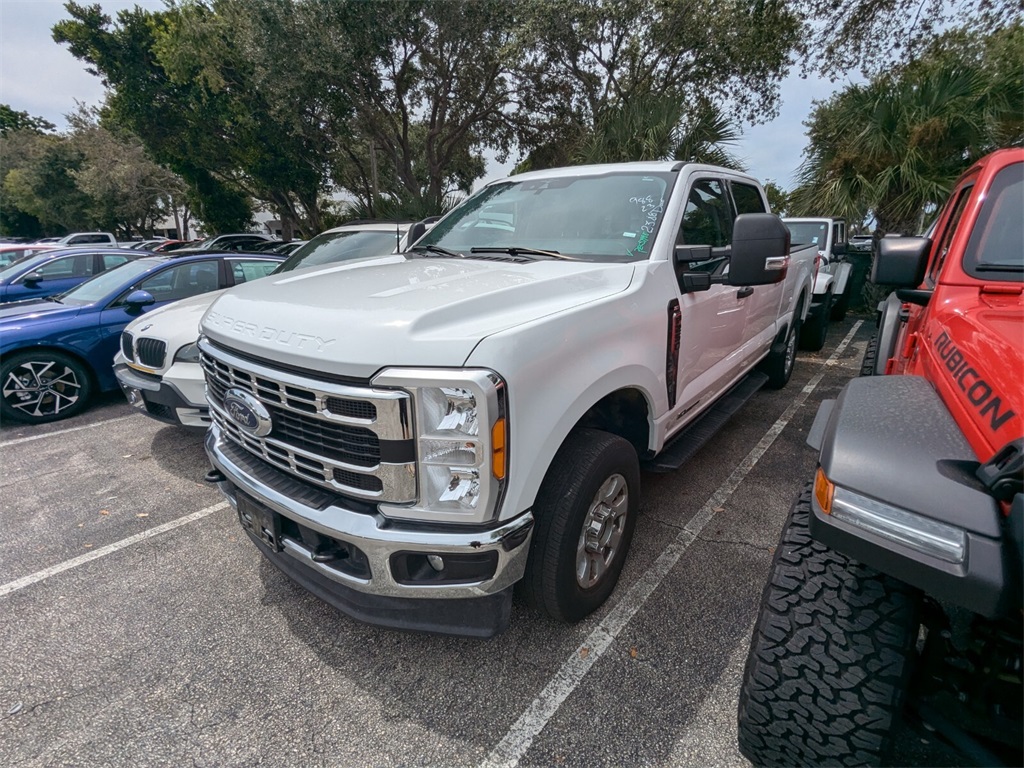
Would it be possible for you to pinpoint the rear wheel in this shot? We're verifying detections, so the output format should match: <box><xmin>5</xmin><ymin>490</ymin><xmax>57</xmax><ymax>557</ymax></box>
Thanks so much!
<box><xmin>759</xmin><ymin>317</ymin><xmax>800</xmax><ymax>390</ymax></box>
<box><xmin>799</xmin><ymin>291</ymin><xmax>832</xmax><ymax>351</ymax></box>
<box><xmin>518</xmin><ymin>428</ymin><xmax>640</xmax><ymax>622</ymax></box>
<box><xmin>1</xmin><ymin>350</ymin><xmax>93</xmax><ymax>424</ymax></box>
<box><xmin>737</xmin><ymin>485</ymin><xmax>921</xmax><ymax>766</ymax></box>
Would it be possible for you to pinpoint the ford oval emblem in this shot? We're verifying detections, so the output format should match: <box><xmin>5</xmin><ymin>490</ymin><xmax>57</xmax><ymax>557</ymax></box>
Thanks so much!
<box><xmin>223</xmin><ymin>388</ymin><xmax>272</xmax><ymax>437</ymax></box>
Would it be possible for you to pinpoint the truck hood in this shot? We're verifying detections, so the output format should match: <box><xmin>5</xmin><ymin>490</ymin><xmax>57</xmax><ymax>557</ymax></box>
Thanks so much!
<box><xmin>201</xmin><ymin>257</ymin><xmax>636</xmax><ymax>377</ymax></box>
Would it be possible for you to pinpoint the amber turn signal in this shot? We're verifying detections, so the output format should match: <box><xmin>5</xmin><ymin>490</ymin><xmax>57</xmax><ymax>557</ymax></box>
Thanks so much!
<box><xmin>491</xmin><ymin>418</ymin><xmax>507</xmax><ymax>480</ymax></box>
<box><xmin>814</xmin><ymin>467</ymin><xmax>834</xmax><ymax>514</ymax></box>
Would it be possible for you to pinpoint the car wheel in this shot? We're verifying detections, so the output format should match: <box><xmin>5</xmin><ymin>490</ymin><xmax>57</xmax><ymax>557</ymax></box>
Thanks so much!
<box><xmin>518</xmin><ymin>428</ymin><xmax>640</xmax><ymax>622</ymax></box>
<box><xmin>760</xmin><ymin>317</ymin><xmax>800</xmax><ymax>390</ymax></box>
<box><xmin>1</xmin><ymin>350</ymin><xmax>93</xmax><ymax>424</ymax></box>
<box><xmin>799</xmin><ymin>291</ymin><xmax>832</xmax><ymax>351</ymax></box>
<box><xmin>737</xmin><ymin>484</ymin><xmax>921</xmax><ymax>767</ymax></box>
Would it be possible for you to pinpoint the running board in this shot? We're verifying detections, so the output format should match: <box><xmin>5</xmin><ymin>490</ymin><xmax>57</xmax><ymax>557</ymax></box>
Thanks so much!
<box><xmin>643</xmin><ymin>371</ymin><xmax>769</xmax><ymax>473</ymax></box>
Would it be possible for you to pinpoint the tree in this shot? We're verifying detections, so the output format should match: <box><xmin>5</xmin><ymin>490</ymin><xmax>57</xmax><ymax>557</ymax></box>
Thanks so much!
<box><xmin>791</xmin><ymin>0</ymin><xmax>1021</xmax><ymax>77</ymax></box>
<box><xmin>792</xmin><ymin>23</ymin><xmax>1023</xmax><ymax>235</ymax></box>
<box><xmin>0</xmin><ymin>105</ymin><xmax>56</xmax><ymax>136</ymax></box>
<box><xmin>514</xmin><ymin>0</ymin><xmax>802</xmax><ymax>170</ymax></box>
<box><xmin>573</xmin><ymin>96</ymin><xmax>746</xmax><ymax>168</ymax></box>
<box><xmin>763</xmin><ymin>181</ymin><xmax>792</xmax><ymax>216</ymax></box>
<box><xmin>54</xmin><ymin>2</ymin><xmax>256</xmax><ymax>233</ymax></box>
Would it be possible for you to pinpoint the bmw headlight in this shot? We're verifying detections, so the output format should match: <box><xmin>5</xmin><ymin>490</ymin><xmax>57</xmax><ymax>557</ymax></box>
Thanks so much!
<box><xmin>174</xmin><ymin>342</ymin><xmax>201</xmax><ymax>363</ymax></box>
<box><xmin>371</xmin><ymin>368</ymin><xmax>508</xmax><ymax>524</ymax></box>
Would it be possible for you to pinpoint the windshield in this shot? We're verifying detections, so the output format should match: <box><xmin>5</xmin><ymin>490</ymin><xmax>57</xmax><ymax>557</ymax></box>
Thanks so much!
<box><xmin>274</xmin><ymin>230</ymin><xmax>403</xmax><ymax>273</ymax></box>
<box><xmin>59</xmin><ymin>258</ymin><xmax>163</xmax><ymax>305</ymax></box>
<box><xmin>963</xmin><ymin>161</ymin><xmax>1023</xmax><ymax>281</ymax></box>
<box><xmin>417</xmin><ymin>171</ymin><xmax>676</xmax><ymax>261</ymax></box>
<box><xmin>786</xmin><ymin>222</ymin><xmax>828</xmax><ymax>248</ymax></box>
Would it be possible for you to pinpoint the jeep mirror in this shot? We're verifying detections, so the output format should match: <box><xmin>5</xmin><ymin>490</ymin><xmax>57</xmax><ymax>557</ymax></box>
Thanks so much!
<box><xmin>832</xmin><ymin>242</ymin><xmax>847</xmax><ymax>256</ymax></box>
<box><xmin>872</xmin><ymin>236</ymin><xmax>931</xmax><ymax>287</ymax></box>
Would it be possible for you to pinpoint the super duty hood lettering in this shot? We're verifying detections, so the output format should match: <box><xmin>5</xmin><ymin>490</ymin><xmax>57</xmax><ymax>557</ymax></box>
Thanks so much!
<box><xmin>205</xmin><ymin>310</ymin><xmax>336</xmax><ymax>352</ymax></box>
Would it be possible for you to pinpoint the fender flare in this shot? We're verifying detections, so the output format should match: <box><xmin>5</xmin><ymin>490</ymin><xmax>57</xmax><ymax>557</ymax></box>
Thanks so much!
<box><xmin>809</xmin><ymin>375</ymin><xmax>1012</xmax><ymax>617</ymax></box>
<box><xmin>831</xmin><ymin>261</ymin><xmax>852</xmax><ymax>295</ymax></box>
<box><xmin>873</xmin><ymin>292</ymin><xmax>903</xmax><ymax>375</ymax></box>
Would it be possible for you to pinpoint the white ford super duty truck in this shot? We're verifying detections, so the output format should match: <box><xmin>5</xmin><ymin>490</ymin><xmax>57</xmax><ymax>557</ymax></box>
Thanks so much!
<box><xmin>199</xmin><ymin>162</ymin><xmax>814</xmax><ymax>637</ymax></box>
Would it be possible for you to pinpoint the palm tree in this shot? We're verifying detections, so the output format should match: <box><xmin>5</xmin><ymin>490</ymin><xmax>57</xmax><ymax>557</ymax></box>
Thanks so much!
<box><xmin>572</xmin><ymin>94</ymin><xmax>746</xmax><ymax>169</ymax></box>
<box><xmin>793</xmin><ymin>24</ymin><xmax>1022</xmax><ymax>235</ymax></box>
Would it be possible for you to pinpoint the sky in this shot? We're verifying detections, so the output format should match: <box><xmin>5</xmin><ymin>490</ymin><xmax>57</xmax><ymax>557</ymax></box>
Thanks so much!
<box><xmin>0</xmin><ymin>0</ymin><xmax>854</xmax><ymax>192</ymax></box>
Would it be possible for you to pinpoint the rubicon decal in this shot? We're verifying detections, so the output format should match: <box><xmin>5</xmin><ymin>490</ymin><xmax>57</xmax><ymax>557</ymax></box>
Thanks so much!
<box><xmin>934</xmin><ymin>331</ymin><xmax>1016</xmax><ymax>431</ymax></box>
<box><xmin>206</xmin><ymin>310</ymin><xmax>335</xmax><ymax>352</ymax></box>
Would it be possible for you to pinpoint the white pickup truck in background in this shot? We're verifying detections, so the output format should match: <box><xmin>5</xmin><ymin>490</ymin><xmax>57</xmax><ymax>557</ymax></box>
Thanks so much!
<box><xmin>783</xmin><ymin>217</ymin><xmax>854</xmax><ymax>350</ymax></box>
<box><xmin>199</xmin><ymin>162</ymin><xmax>815</xmax><ymax>637</ymax></box>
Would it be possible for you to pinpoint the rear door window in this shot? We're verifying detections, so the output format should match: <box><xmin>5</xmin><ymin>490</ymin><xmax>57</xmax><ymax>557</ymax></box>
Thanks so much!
<box><xmin>730</xmin><ymin>182</ymin><xmax>767</xmax><ymax>215</ymax></box>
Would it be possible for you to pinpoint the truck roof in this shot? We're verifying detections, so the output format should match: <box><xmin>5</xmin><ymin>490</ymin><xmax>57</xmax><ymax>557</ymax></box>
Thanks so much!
<box><xmin>503</xmin><ymin>161</ymin><xmax>761</xmax><ymax>184</ymax></box>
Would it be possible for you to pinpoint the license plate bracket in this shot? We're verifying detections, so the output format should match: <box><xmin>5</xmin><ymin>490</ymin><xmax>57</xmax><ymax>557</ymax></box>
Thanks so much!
<box><xmin>237</xmin><ymin>492</ymin><xmax>283</xmax><ymax>552</ymax></box>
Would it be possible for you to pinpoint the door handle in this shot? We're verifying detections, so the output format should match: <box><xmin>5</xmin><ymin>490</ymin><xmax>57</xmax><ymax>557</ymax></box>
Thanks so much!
<box><xmin>736</xmin><ymin>286</ymin><xmax>754</xmax><ymax>299</ymax></box>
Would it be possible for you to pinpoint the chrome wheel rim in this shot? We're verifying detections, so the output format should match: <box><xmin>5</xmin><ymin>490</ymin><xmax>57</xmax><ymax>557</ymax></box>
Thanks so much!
<box><xmin>3</xmin><ymin>360</ymin><xmax>83</xmax><ymax>418</ymax></box>
<box><xmin>576</xmin><ymin>473</ymin><xmax>629</xmax><ymax>589</ymax></box>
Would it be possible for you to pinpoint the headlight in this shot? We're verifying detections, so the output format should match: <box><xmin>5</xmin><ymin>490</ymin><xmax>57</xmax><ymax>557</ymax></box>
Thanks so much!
<box><xmin>174</xmin><ymin>342</ymin><xmax>201</xmax><ymax>363</ymax></box>
<box><xmin>371</xmin><ymin>368</ymin><xmax>508</xmax><ymax>524</ymax></box>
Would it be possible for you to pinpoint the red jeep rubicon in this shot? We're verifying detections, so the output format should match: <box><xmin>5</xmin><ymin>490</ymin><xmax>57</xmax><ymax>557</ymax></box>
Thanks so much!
<box><xmin>737</xmin><ymin>148</ymin><xmax>1023</xmax><ymax>766</ymax></box>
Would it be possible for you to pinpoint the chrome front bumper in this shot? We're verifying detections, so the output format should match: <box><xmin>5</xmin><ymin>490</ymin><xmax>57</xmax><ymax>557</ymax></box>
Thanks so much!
<box><xmin>205</xmin><ymin>423</ymin><xmax>534</xmax><ymax>601</ymax></box>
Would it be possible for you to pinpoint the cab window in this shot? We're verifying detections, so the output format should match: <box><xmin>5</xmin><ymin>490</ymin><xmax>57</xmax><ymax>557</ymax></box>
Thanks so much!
<box><xmin>679</xmin><ymin>179</ymin><xmax>733</xmax><ymax>248</ymax></box>
<box><xmin>730</xmin><ymin>182</ymin><xmax>767</xmax><ymax>215</ymax></box>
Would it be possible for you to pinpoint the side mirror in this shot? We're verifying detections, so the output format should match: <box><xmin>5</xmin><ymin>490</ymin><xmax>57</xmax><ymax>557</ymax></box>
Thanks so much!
<box><xmin>832</xmin><ymin>242</ymin><xmax>847</xmax><ymax>256</ymax></box>
<box><xmin>125</xmin><ymin>289</ymin><xmax>156</xmax><ymax>308</ymax></box>
<box><xmin>872</xmin><ymin>236</ymin><xmax>931</xmax><ymax>287</ymax></box>
<box><xmin>727</xmin><ymin>213</ymin><xmax>790</xmax><ymax>286</ymax></box>
<box><xmin>22</xmin><ymin>271</ymin><xmax>44</xmax><ymax>285</ymax></box>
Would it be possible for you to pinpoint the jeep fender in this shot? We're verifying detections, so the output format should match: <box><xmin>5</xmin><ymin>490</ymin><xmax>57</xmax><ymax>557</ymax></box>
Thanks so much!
<box><xmin>831</xmin><ymin>261</ymin><xmax>852</xmax><ymax>295</ymax></box>
<box><xmin>874</xmin><ymin>292</ymin><xmax>903</xmax><ymax>375</ymax></box>
<box><xmin>811</xmin><ymin>270</ymin><xmax>834</xmax><ymax>297</ymax></box>
<box><xmin>807</xmin><ymin>375</ymin><xmax>1013</xmax><ymax>617</ymax></box>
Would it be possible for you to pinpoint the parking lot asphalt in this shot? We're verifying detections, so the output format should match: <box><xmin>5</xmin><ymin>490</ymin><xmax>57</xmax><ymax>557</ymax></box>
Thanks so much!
<box><xmin>0</xmin><ymin>316</ymin><xmax>965</xmax><ymax>767</ymax></box>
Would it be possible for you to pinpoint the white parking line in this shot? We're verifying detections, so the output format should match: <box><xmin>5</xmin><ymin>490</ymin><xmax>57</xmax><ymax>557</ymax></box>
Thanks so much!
<box><xmin>0</xmin><ymin>502</ymin><xmax>228</xmax><ymax>598</ymax></box>
<box><xmin>0</xmin><ymin>415</ymin><xmax>137</xmax><ymax>447</ymax></box>
<box><xmin>481</xmin><ymin>321</ymin><xmax>863</xmax><ymax>768</ymax></box>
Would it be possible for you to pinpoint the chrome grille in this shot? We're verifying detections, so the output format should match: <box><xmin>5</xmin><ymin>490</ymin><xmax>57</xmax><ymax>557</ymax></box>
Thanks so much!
<box><xmin>136</xmin><ymin>338</ymin><xmax>167</xmax><ymax>368</ymax></box>
<box><xmin>200</xmin><ymin>342</ymin><xmax>415</xmax><ymax>502</ymax></box>
<box><xmin>120</xmin><ymin>332</ymin><xmax>134</xmax><ymax>361</ymax></box>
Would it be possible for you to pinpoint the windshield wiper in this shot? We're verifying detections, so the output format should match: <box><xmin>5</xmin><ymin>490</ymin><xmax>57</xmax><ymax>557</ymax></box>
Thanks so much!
<box><xmin>43</xmin><ymin>295</ymin><xmax>64</xmax><ymax>303</ymax></box>
<box><xmin>409</xmin><ymin>244</ymin><xmax>465</xmax><ymax>258</ymax></box>
<box><xmin>470</xmin><ymin>246</ymin><xmax>575</xmax><ymax>261</ymax></box>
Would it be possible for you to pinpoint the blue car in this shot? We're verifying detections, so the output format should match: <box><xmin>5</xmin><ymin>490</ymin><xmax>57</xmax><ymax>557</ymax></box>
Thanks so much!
<box><xmin>0</xmin><ymin>251</ymin><xmax>283</xmax><ymax>424</ymax></box>
<box><xmin>0</xmin><ymin>247</ymin><xmax>150</xmax><ymax>303</ymax></box>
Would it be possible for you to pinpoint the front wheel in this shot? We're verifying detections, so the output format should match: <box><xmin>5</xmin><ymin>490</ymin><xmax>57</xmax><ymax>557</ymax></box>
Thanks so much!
<box><xmin>1</xmin><ymin>350</ymin><xmax>93</xmax><ymax>424</ymax></box>
<box><xmin>737</xmin><ymin>484</ymin><xmax>921</xmax><ymax>766</ymax></box>
<box><xmin>518</xmin><ymin>428</ymin><xmax>640</xmax><ymax>622</ymax></box>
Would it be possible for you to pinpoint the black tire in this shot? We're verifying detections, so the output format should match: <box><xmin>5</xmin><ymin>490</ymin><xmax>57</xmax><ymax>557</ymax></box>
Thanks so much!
<box><xmin>0</xmin><ymin>349</ymin><xmax>93</xmax><ymax>424</ymax></box>
<box><xmin>737</xmin><ymin>484</ymin><xmax>921</xmax><ymax>767</ymax></box>
<box><xmin>799</xmin><ymin>291</ymin><xmax>832</xmax><ymax>351</ymax></box>
<box><xmin>860</xmin><ymin>333</ymin><xmax>879</xmax><ymax>376</ymax></box>
<box><xmin>518</xmin><ymin>428</ymin><xmax>640</xmax><ymax>622</ymax></box>
<box><xmin>759</xmin><ymin>316</ymin><xmax>800</xmax><ymax>390</ymax></box>
<box><xmin>830</xmin><ymin>283</ymin><xmax>850</xmax><ymax>321</ymax></box>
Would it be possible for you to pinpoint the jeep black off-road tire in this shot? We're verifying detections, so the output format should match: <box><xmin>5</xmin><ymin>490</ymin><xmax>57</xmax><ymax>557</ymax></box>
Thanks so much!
<box><xmin>760</xmin><ymin>317</ymin><xmax>800</xmax><ymax>390</ymax></box>
<box><xmin>860</xmin><ymin>333</ymin><xmax>879</xmax><ymax>376</ymax></box>
<box><xmin>799</xmin><ymin>291</ymin><xmax>832</xmax><ymax>352</ymax></box>
<box><xmin>518</xmin><ymin>428</ymin><xmax>640</xmax><ymax>622</ymax></box>
<box><xmin>737</xmin><ymin>485</ymin><xmax>922</xmax><ymax>767</ymax></box>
